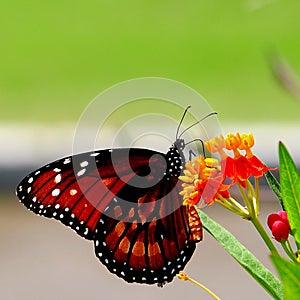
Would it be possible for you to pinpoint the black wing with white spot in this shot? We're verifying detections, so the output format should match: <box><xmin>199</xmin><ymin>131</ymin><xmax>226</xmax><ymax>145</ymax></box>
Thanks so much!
<box><xmin>16</xmin><ymin>148</ymin><xmax>167</xmax><ymax>240</ymax></box>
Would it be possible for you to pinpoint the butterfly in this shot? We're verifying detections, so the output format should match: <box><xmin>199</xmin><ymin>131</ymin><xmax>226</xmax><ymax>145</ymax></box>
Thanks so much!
<box><xmin>15</xmin><ymin>107</ymin><xmax>210</xmax><ymax>286</ymax></box>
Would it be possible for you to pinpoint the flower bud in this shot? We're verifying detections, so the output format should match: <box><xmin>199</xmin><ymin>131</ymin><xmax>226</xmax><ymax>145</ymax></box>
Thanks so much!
<box><xmin>271</xmin><ymin>221</ymin><xmax>290</xmax><ymax>242</ymax></box>
<box><xmin>267</xmin><ymin>211</ymin><xmax>291</xmax><ymax>242</ymax></box>
<box><xmin>277</xmin><ymin>211</ymin><xmax>291</xmax><ymax>231</ymax></box>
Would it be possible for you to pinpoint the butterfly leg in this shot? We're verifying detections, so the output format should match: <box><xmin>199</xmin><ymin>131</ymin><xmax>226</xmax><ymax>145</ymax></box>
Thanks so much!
<box><xmin>188</xmin><ymin>150</ymin><xmax>196</xmax><ymax>161</ymax></box>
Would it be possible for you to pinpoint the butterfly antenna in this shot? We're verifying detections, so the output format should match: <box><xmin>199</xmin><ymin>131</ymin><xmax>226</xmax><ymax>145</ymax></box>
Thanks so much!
<box><xmin>178</xmin><ymin>112</ymin><xmax>218</xmax><ymax>139</ymax></box>
<box><xmin>176</xmin><ymin>105</ymin><xmax>192</xmax><ymax>140</ymax></box>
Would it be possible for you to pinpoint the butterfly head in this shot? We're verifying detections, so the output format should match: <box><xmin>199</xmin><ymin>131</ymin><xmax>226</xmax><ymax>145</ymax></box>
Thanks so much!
<box><xmin>173</xmin><ymin>138</ymin><xmax>185</xmax><ymax>152</ymax></box>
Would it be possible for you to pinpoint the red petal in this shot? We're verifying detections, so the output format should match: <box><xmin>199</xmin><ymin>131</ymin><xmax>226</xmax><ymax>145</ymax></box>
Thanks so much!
<box><xmin>221</xmin><ymin>157</ymin><xmax>236</xmax><ymax>180</ymax></box>
<box><xmin>202</xmin><ymin>174</ymin><xmax>228</xmax><ymax>205</ymax></box>
<box><xmin>235</xmin><ymin>156</ymin><xmax>251</xmax><ymax>181</ymax></box>
<box><xmin>248</xmin><ymin>156</ymin><xmax>276</xmax><ymax>178</ymax></box>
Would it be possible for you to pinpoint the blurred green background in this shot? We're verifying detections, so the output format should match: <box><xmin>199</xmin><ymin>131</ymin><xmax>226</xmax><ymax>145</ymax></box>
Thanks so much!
<box><xmin>1</xmin><ymin>1</ymin><xmax>300</xmax><ymax>300</ymax></box>
<box><xmin>1</xmin><ymin>0</ymin><xmax>300</xmax><ymax>124</ymax></box>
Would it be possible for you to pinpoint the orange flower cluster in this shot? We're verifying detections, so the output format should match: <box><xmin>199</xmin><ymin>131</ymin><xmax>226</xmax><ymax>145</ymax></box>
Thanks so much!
<box><xmin>179</xmin><ymin>156</ymin><xmax>229</xmax><ymax>206</ymax></box>
<box><xmin>180</xmin><ymin>132</ymin><xmax>273</xmax><ymax>207</ymax></box>
<box><xmin>210</xmin><ymin>133</ymin><xmax>273</xmax><ymax>186</ymax></box>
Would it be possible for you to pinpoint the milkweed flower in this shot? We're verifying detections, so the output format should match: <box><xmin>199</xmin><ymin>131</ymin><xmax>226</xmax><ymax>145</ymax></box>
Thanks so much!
<box><xmin>179</xmin><ymin>132</ymin><xmax>274</xmax><ymax>218</ymax></box>
<box><xmin>206</xmin><ymin>132</ymin><xmax>274</xmax><ymax>186</ymax></box>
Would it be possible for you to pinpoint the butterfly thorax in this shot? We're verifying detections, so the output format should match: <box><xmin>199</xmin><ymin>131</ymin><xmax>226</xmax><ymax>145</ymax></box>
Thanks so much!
<box><xmin>164</xmin><ymin>138</ymin><xmax>185</xmax><ymax>180</ymax></box>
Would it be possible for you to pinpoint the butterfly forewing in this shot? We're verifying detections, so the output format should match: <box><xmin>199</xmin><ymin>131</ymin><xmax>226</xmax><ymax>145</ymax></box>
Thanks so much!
<box><xmin>16</xmin><ymin>149</ymin><xmax>163</xmax><ymax>238</ymax></box>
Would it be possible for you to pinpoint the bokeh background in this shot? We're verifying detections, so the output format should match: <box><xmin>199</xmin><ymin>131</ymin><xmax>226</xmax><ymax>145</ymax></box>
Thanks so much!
<box><xmin>1</xmin><ymin>1</ymin><xmax>300</xmax><ymax>299</ymax></box>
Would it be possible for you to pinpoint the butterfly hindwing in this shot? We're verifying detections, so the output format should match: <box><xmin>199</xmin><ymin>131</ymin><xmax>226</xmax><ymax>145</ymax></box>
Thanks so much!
<box><xmin>94</xmin><ymin>181</ymin><xmax>199</xmax><ymax>285</ymax></box>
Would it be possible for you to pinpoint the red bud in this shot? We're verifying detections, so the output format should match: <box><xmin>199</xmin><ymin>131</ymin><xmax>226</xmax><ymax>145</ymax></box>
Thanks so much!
<box><xmin>267</xmin><ymin>211</ymin><xmax>291</xmax><ymax>242</ymax></box>
<box><xmin>277</xmin><ymin>211</ymin><xmax>291</xmax><ymax>231</ymax></box>
<box><xmin>267</xmin><ymin>213</ymin><xmax>281</xmax><ymax>229</ymax></box>
<box><xmin>271</xmin><ymin>221</ymin><xmax>289</xmax><ymax>242</ymax></box>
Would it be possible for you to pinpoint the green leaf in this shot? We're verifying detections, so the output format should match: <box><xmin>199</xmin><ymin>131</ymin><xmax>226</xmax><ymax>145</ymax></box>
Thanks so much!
<box><xmin>279</xmin><ymin>142</ymin><xmax>300</xmax><ymax>251</ymax></box>
<box><xmin>271</xmin><ymin>255</ymin><xmax>300</xmax><ymax>300</ymax></box>
<box><xmin>265</xmin><ymin>170</ymin><xmax>284</xmax><ymax>210</ymax></box>
<box><xmin>197</xmin><ymin>209</ymin><xmax>283</xmax><ymax>300</ymax></box>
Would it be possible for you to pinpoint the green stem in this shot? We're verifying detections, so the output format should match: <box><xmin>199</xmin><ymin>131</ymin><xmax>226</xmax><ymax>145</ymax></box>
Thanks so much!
<box><xmin>254</xmin><ymin>177</ymin><xmax>260</xmax><ymax>215</ymax></box>
<box><xmin>215</xmin><ymin>197</ymin><xmax>248</xmax><ymax>218</ymax></box>
<box><xmin>281</xmin><ymin>240</ymin><xmax>298</xmax><ymax>262</ymax></box>
<box><xmin>227</xmin><ymin>197</ymin><xmax>249</xmax><ymax>215</ymax></box>
<box><xmin>251</xmin><ymin>215</ymin><xmax>280</xmax><ymax>256</ymax></box>
<box><xmin>238</xmin><ymin>181</ymin><xmax>256</xmax><ymax>217</ymax></box>
<box><xmin>286</xmin><ymin>239</ymin><xmax>294</xmax><ymax>255</ymax></box>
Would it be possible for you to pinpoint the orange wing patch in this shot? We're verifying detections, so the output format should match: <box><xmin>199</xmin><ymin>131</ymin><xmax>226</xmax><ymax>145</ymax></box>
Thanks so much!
<box><xmin>148</xmin><ymin>242</ymin><xmax>163</xmax><ymax>269</ymax></box>
<box><xmin>147</xmin><ymin>219</ymin><xmax>164</xmax><ymax>269</ymax></box>
<box><xmin>106</xmin><ymin>221</ymin><xmax>126</xmax><ymax>249</ymax></box>
<box><xmin>129</xmin><ymin>231</ymin><xmax>147</xmax><ymax>269</ymax></box>
<box><xmin>114</xmin><ymin>236</ymin><xmax>131</xmax><ymax>262</ymax></box>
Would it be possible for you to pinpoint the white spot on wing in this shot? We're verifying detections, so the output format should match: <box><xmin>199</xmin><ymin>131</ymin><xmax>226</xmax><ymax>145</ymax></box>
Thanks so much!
<box><xmin>63</xmin><ymin>158</ymin><xmax>71</xmax><ymax>164</ymax></box>
<box><xmin>80</xmin><ymin>161</ymin><xmax>88</xmax><ymax>167</ymax></box>
<box><xmin>54</xmin><ymin>174</ymin><xmax>61</xmax><ymax>183</ymax></box>
<box><xmin>70</xmin><ymin>189</ymin><xmax>77</xmax><ymax>196</ymax></box>
<box><xmin>90</xmin><ymin>152</ymin><xmax>99</xmax><ymax>157</ymax></box>
<box><xmin>53</xmin><ymin>168</ymin><xmax>61</xmax><ymax>173</ymax></box>
<box><xmin>77</xmin><ymin>169</ymin><xmax>86</xmax><ymax>176</ymax></box>
<box><xmin>52</xmin><ymin>189</ymin><xmax>60</xmax><ymax>196</ymax></box>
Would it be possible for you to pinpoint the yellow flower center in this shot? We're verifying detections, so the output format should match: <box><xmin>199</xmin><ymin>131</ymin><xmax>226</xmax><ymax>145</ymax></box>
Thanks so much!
<box><xmin>238</xmin><ymin>132</ymin><xmax>254</xmax><ymax>158</ymax></box>
<box><xmin>179</xmin><ymin>155</ymin><xmax>222</xmax><ymax>206</ymax></box>
<box><xmin>225</xmin><ymin>133</ymin><xmax>243</xmax><ymax>158</ymax></box>
<box><xmin>205</xmin><ymin>135</ymin><xmax>227</xmax><ymax>160</ymax></box>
